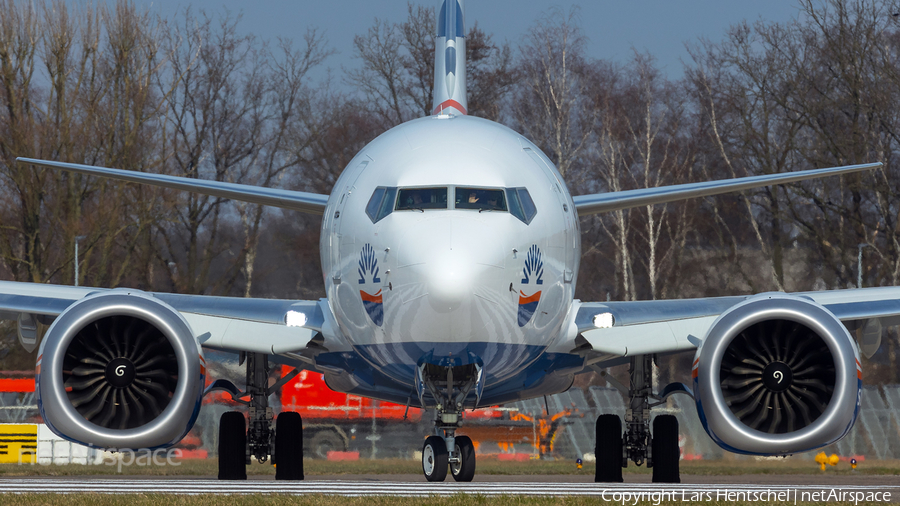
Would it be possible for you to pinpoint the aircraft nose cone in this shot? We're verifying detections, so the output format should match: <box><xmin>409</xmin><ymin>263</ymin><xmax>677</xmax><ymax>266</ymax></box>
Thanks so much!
<box><xmin>426</xmin><ymin>250</ymin><xmax>472</xmax><ymax>313</ymax></box>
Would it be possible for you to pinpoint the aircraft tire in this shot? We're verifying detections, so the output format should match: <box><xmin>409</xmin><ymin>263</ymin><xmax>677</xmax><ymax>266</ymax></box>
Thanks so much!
<box><xmin>594</xmin><ymin>414</ymin><xmax>623</xmax><ymax>482</ymax></box>
<box><xmin>275</xmin><ymin>411</ymin><xmax>304</xmax><ymax>480</ymax></box>
<box><xmin>651</xmin><ymin>415</ymin><xmax>680</xmax><ymax>483</ymax></box>
<box><xmin>450</xmin><ymin>435</ymin><xmax>476</xmax><ymax>482</ymax></box>
<box><xmin>217</xmin><ymin>411</ymin><xmax>247</xmax><ymax>480</ymax></box>
<box><xmin>422</xmin><ymin>435</ymin><xmax>449</xmax><ymax>482</ymax></box>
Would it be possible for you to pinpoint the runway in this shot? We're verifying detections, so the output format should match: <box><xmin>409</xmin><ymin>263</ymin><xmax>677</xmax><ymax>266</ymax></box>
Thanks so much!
<box><xmin>1</xmin><ymin>478</ymin><xmax>899</xmax><ymax>499</ymax></box>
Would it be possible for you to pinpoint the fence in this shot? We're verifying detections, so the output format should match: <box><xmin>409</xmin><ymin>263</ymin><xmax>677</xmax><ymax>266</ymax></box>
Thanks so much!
<box><xmin>509</xmin><ymin>385</ymin><xmax>900</xmax><ymax>461</ymax></box>
<box><xmin>3</xmin><ymin>385</ymin><xmax>899</xmax><ymax>461</ymax></box>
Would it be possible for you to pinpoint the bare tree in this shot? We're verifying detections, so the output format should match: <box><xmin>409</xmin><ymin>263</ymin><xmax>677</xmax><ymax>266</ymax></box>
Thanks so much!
<box><xmin>465</xmin><ymin>23</ymin><xmax>516</xmax><ymax>120</ymax></box>
<box><xmin>346</xmin><ymin>17</ymin><xmax>411</xmax><ymax>127</ymax></box>
<box><xmin>234</xmin><ymin>34</ymin><xmax>331</xmax><ymax>297</ymax></box>
<box><xmin>510</xmin><ymin>7</ymin><xmax>592</xmax><ymax>179</ymax></box>
<box><xmin>347</xmin><ymin>3</ymin><xmax>516</xmax><ymax>129</ymax></box>
<box><xmin>0</xmin><ymin>0</ymin><xmax>165</xmax><ymax>288</ymax></box>
<box><xmin>580</xmin><ymin>55</ymin><xmax>695</xmax><ymax>301</ymax></box>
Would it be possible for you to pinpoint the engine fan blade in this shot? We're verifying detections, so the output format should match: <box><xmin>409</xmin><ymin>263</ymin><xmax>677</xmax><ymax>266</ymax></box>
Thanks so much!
<box><xmin>68</xmin><ymin>381</ymin><xmax>109</xmax><ymax>408</ymax></box>
<box><xmin>129</xmin><ymin>383</ymin><xmax>163</xmax><ymax>418</ymax></box>
<box><xmin>721</xmin><ymin>376</ymin><xmax>761</xmax><ymax>389</ymax></box>
<box><xmin>95</xmin><ymin>389</ymin><xmax>118</xmax><ymax>428</ymax></box>
<box><xmin>731</xmin><ymin>387</ymin><xmax>767</xmax><ymax>419</ymax></box>
<box><xmin>729</xmin><ymin>366</ymin><xmax>764</xmax><ymax>376</ymax></box>
<box><xmin>126</xmin><ymin>326</ymin><xmax>157</xmax><ymax>361</ymax></box>
<box><xmin>118</xmin><ymin>389</ymin><xmax>132</xmax><ymax>430</ymax></box>
<box><xmin>784</xmin><ymin>388</ymin><xmax>812</xmax><ymax>427</ymax></box>
<box><xmin>124</xmin><ymin>385</ymin><xmax>146</xmax><ymax>423</ymax></box>
<box><xmin>79</xmin><ymin>385</ymin><xmax>112</xmax><ymax>421</ymax></box>
<box><xmin>134</xmin><ymin>355</ymin><xmax>176</xmax><ymax>371</ymax></box>
<box><xmin>70</xmin><ymin>365</ymin><xmax>105</xmax><ymax>376</ymax></box>
<box><xmin>64</xmin><ymin>375</ymin><xmax>106</xmax><ymax>390</ymax></box>
<box><xmin>766</xmin><ymin>392</ymin><xmax>784</xmax><ymax>433</ymax></box>
<box><xmin>746</xmin><ymin>391</ymin><xmax>772</xmax><ymax>430</ymax></box>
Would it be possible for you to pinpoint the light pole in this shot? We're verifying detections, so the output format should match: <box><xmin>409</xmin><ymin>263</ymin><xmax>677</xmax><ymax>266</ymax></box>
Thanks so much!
<box><xmin>75</xmin><ymin>235</ymin><xmax>86</xmax><ymax>286</ymax></box>
<box><xmin>858</xmin><ymin>243</ymin><xmax>872</xmax><ymax>288</ymax></box>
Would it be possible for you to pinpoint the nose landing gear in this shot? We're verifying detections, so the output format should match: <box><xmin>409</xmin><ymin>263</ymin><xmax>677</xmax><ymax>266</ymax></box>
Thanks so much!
<box><xmin>416</xmin><ymin>363</ymin><xmax>480</xmax><ymax>482</ymax></box>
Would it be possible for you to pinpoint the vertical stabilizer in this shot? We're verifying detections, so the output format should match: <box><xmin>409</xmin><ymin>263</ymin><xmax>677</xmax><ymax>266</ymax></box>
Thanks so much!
<box><xmin>432</xmin><ymin>0</ymin><xmax>467</xmax><ymax>116</ymax></box>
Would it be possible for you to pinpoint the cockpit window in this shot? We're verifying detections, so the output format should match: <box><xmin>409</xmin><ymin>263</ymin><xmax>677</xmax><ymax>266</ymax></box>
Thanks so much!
<box><xmin>396</xmin><ymin>187</ymin><xmax>448</xmax><ymax>210</ymax></box>
<box><xmin>455</xmin><ymin>187</ymin><xmax>507</xmax><ymax>211</ymax></box>
<box><xmin>366</xmin><ymin>186</ymin><xmax>398</xmax><ymax>223</ymax></box>
<box><xmin>368</xmin><ymin>186</ymin><xmax>534</xmax><ymax>223</ymax></box>
<box><xmin>366</xmin><ymin>187</ymin><xmax>386</xmax><ymax>220</ymax></box>
<box><xmin>506</xmin><ymin>187</ymin><xmax>537</xmax><ymax>224</ymax></box>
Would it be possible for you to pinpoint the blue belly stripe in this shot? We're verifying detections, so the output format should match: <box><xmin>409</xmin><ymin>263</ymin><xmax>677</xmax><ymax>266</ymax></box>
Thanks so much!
<box><xmin>313</xmin><ymin>341</ymin><xmax>584</xmax><ymax>408</ymax></box>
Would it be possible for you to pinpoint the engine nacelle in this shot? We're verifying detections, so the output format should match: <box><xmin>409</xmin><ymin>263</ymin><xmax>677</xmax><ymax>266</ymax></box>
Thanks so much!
<box><xmin>693</xmin><ymin>293</ymin><xmax>860</xmax><ymax>455</ymax></box>
<box><xmin>36</xmin><ymin>290</ymin><xmax>204</xmax><ymax>449</ymax></box>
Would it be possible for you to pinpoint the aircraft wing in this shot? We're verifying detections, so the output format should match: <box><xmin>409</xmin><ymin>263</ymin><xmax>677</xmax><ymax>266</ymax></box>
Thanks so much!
<box><xmin>0</xmin><ymin>280</ymin><xmax>342</xmax><ymax>357</ymax></box>
<box><xmin>16</xmin><ymin>158</ymin><xmax>329</xmax><ymax>215</ymax></box>
<box><xmin>558</xmin><ymin>287</ymin><xmax>900</xmax><ymax>366</ymax></box>
<box><xmin>572</xmin><ymin>162</ymin><xmax>881</xmax><ymax>216</ymax></box>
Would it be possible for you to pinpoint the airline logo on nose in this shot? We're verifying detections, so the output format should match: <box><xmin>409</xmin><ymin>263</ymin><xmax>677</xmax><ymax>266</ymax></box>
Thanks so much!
<box><xmin>518</xmin><ymin>245</ymin><xmax>543</xmax><ymax>327</ymax></box>
<box><xmin>358</xmin><ymin>243</ymin><xmax>384</xmax><ymax>326</ymax></box>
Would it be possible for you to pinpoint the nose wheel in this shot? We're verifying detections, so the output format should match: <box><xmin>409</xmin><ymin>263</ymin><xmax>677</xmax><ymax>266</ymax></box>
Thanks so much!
<box><xmin>450</xmin><ymin>435</ymin><xmax>476</xmax><ymax>482</ymax></box>
<box><xmin>422</xmin><ymin>436</ymin><xmax>449</xmax><ymax>482</ymax></box>
<box><xmin>421</xmin><ymin>434</ymin><xmax>476</xmax><ymax>482</ymax></box>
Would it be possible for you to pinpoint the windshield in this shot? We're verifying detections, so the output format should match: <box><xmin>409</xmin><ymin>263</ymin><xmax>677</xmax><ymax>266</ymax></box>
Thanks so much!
<box><xmin>510</xmin><ymin>188</ymin><xmax>536</xmax><ymax>223</ymax></box>
<box><xmin>365</xmin><ymin>186</ymin><xmax>397</xmax><ymax>223</ymax></box>
<box><xmin>396</xmin><ymin>188</ymin><xmax>448</xmax><ymax>210</ymax></box>
<box><xmin>455</xmin><ymin>187</ymin><xmax>507</xmax><ymax>211</ymax></box>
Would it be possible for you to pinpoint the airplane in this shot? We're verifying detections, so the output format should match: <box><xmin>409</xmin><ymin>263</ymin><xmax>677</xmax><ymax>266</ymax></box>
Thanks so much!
<box><xmin>2</xmin><ymin>0</ymin><xmax>894</xmax><ymax>484</ymax></box>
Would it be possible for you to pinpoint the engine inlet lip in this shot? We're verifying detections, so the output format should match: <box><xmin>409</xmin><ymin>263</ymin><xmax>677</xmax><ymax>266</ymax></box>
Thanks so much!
<box><xmin>697</xmin><ymin>293</ymin><xmax>858</xmax><ymax>455</ymax></box>
<box><xmin>38</xmin><ymin>291</ymin><xmax>200</xmax><ymax>449</ymax></box>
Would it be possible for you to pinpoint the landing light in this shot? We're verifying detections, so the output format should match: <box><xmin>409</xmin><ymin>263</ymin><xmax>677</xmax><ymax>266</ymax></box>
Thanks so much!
<box><xmin>593</xmin><ymin>313</ymin><xmax>615</xmax><ymax>329</ymax></box>
<box><xmin>285</xmin><ymin>311</ymin><xmax>307</xmax><ymax>328</ymax></box>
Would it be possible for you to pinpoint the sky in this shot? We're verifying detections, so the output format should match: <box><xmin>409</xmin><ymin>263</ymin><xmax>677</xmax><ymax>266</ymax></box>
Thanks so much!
<box><xmin>139</xmin><ymin>0</ymin><xmax>804</xmax><ymax>80</ymax></box>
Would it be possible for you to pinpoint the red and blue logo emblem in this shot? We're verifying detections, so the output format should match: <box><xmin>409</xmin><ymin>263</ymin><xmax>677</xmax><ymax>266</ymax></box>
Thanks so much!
<box><xmin>518</xmin><ymin>245</ymin><xmax>543</xmax><ymax>327</ymax></box>
<box><xmin>358</xmin><ymin>243</ymin><xmax>383</xmax><ymax>326</ymax></box>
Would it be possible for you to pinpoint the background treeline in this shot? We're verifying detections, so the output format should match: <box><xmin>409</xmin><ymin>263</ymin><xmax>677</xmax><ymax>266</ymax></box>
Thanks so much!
<box><xmin>0</xmin><ymin>0</ymin><xmax>897</xmax><ymax>381</ymax></box>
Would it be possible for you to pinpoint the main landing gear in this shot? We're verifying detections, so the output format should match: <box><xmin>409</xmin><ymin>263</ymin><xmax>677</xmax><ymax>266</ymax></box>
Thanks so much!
<box><xmin>215</xmin><ymin>352</ymin><xmax>304</xmax><ymax>480</ymax></box>
<box><xmin>417</xmin><ymin>363</ymin><xmax>479</xmax><ymax>482</ymax></box>
<box><xmin>594</xmin><ymin>355</ymin><xmax>680</xmax><ymax>483</ymax></box>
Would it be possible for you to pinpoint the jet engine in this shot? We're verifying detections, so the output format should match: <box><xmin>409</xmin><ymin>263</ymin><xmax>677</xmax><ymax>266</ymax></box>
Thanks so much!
<box><xmin>36</xmin><ymin>290</ymin><xmax>204</xmax><ymax>449</ymax></box>
<box><xmin>693</xmin><ymin>293</ymin><xmax>860</xmax><ymax>455</ymax></box>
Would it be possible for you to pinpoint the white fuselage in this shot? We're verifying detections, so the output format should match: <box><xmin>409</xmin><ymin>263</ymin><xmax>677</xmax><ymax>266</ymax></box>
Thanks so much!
<box><xmin>320</xmin><ymin>115</ymin><xmax>580</xmax><ymax>387</ymax></box>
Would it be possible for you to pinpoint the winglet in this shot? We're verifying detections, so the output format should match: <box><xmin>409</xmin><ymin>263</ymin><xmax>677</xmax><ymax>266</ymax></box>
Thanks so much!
<box><xmin>432</xmin><ymin>0</ymin><xmax>467</xmax><ymax>116</ymax></box>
